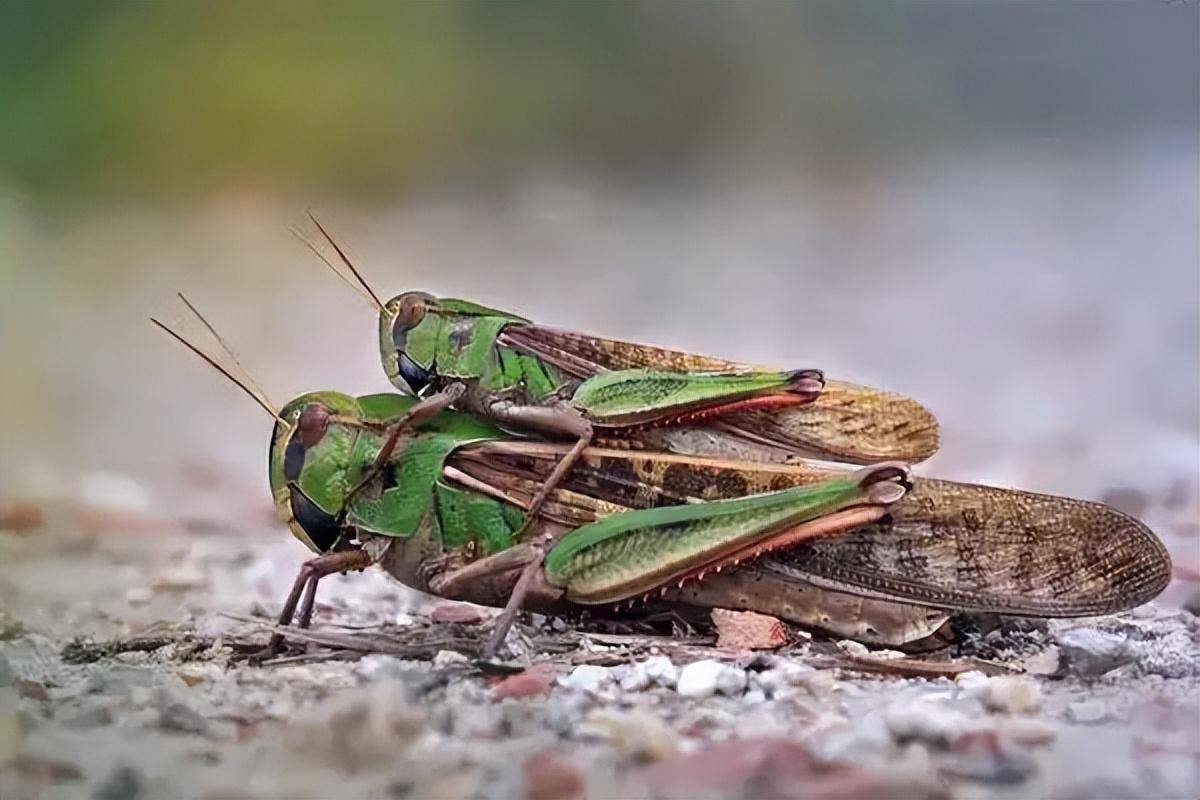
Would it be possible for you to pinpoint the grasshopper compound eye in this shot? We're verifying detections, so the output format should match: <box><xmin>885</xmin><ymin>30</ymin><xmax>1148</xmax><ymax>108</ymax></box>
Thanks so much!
<box><xmin>297</xmin><ymin>403</ymin><xmax>330</xmax><ymax>448</ymax></box>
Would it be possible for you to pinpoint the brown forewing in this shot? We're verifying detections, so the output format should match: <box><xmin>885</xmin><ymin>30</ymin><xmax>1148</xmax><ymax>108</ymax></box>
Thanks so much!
<box><xmin>450</xmin><ymin>442</ymin><xmax>1171</xmax><ymax>616</ymax></box>
<box><xmin>498</xmin><ymin>324</ymin><xmax>940</xmax><ymax>463</ymax></box>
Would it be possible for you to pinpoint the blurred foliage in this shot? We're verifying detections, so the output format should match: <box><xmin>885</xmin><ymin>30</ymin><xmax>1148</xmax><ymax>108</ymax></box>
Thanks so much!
<box><xmin>0</xmin><ymin>0</ymin><xmax>1194</xmax><ymax>201</ymax></box>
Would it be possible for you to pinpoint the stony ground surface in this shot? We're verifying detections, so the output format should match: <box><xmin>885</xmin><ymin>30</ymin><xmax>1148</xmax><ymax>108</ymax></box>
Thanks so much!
<box><xmin>1</xmin><ymin>519</ymin><xmax>1197</xmax><ymax>800</ymax></box>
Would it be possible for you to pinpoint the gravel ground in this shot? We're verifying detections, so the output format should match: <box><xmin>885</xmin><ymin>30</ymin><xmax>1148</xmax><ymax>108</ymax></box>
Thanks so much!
<box><xmin>2</xmin><ymin>151</ymin><xmax>1196</xmax><ymax>799</ymax></box>
<box><xmin>1</xmin><ymin>516</ymin><xmax>1197</xmax><ymax>800</ymax></box>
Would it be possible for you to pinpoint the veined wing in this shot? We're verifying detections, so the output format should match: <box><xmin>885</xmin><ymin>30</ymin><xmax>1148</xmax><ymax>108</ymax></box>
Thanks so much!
<box><xmin>449</xmin><ymin>442</ymin><xmax>1171</xmax><ymax>616</ymax></box>
<box><xmin>498</xmin><ymin>324</ymin><xmax>939</xmax><ymax>463</ymax></box>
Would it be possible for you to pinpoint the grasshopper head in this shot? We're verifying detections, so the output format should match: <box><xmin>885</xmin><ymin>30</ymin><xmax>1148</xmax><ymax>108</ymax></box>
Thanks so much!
<box><xmin>380</xmin><ymin>291</ymin><xmax>438</xmax><ymax>396</ymax></box>
<box><xmin>268</xmin><ymin>391</ymin><xmax>366</xmax><ymax>554</ymax></box>
<box><xmin>380</xmin><ymin>291</ymin><xmax>527</xmax><ymax>395</ymax></box>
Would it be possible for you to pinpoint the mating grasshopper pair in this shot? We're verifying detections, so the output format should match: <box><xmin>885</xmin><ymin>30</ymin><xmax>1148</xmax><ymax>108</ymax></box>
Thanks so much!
<box><xmin>154</xmin><ymin>221</ymin><xmax>1170</xmax><ymax>658</ymax></box>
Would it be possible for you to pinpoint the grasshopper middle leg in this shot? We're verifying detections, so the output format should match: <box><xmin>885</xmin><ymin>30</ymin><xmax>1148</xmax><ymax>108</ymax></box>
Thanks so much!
<box><xmin>482</xmin><ymin>402</ymin><xmax>593</xmax><ymax>657</ymax></box>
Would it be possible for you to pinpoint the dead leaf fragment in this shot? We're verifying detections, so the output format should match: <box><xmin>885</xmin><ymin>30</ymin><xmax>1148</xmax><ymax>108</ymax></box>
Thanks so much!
<box><xmin>712</xmin><ymin>609</ymin><xmax>787</xmax><ymax>650</ymax></box>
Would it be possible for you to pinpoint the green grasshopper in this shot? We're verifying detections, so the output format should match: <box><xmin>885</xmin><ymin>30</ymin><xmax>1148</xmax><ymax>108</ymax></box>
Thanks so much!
<box><xmin>152</xmin><ymin>305</ymin><xmax>916</xmax><ymax>651</ymax></box>
<box><xmin>153</xmin><ymin>300</ymin><xmax>1171</xmax><ymax>656</ymax></box>
<box><xmin>297</xmin><ymin>217</ymin><xmax>942</xmax><ymax>648</ymax></box>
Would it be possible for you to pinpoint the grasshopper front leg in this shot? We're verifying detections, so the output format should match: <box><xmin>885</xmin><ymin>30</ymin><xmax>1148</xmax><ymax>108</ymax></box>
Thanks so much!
<box><xmin>267</xmin><ymin>549</ymin><xmax>374</xmax><ymax>654</ymax></box>
<box><xmin>345</xmin><ymin>384</ymin><xmax>467</xmax><ymax>505</ymax></box>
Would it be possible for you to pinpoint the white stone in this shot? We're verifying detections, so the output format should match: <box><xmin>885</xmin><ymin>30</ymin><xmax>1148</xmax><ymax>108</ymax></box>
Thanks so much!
<box><xmin>885</xmin><ymin>701</ymin><xmax>968</xmax><ymax>744</ymax></box>
<box><xmin>1066</xmin><ymin>700</ymin><xmax>1109</xmax><ymax>724</ymax></box>
<box><xmin>836</xmin><ymin>639</ymin><xmax>870</xmax><ymax>657</ymax></box>
<box><xmin>982</xmin><ymin>676</ymin><xmax>1042</xmax><ymax>714</ymax></box>
<box><xmin>870</xmin><ymin>649</ymin><xmax>907</xmax><ymax>660</ymax></box>
<box><xmin>432</xmin><ymin>650</ymin><xmax>469</xmax><ymax>668</ymax></box>
<box><xmin>1057</xmin><ymin>628</ymin><xmax>1134</xmax><ymax>677</ymax></box>
<box><xmin>621</xmin><ymin>656</ymin><xmax>677</xmax><ymax>691</ymax></box>
<box><xmin>796</xmin><ymin>669</ymin><xmax>837</xmax><ymax>697</ymax></box>
<box><xmin>558</xmin><ymin>664</ymin><xmax>614</xmax><ymax>693</ymax></box>
<box><xmin>676</xmin><ymin>660</ymin><xmax>745</xmax><ymax>698</ymax></box>
<box><xmin>742</xmin><ymin>689</ymin><xmax>767</xmax><ymax>706</ymax></box>
<box><xmin>954</xmin><ymin>670</ymin><xmax>991</xmax><ymax>699</ymax></box>
<box><xmin>1000</xmin><ymin>717</ymin><xmax>1057</xmax><ymax>746</ymax></box>
<box><xmin>642</xmin><ymin>656</ymin><xmax>678</xmax><ymax>688</ymax></box>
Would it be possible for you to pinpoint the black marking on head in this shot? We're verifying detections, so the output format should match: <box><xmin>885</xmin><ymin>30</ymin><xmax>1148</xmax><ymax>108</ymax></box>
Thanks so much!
<box><xmin>290</xmin><ymin>489</ymin><xmax>342</xmax><ymax>553</ymax></box>
<box><xmin>398</xmin><ymin>353</ymin><xmax>430</xmax><ymax>394</ymax></box>
<box><xmin>283</xmin><ymin>431</ymin><xmax>306</xmax><ymax>482</ymax></box>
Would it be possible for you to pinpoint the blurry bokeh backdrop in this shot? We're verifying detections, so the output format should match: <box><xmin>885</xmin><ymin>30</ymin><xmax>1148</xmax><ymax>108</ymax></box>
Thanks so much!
<box><xmin>1</xmin><ymin>2</ymin><xmax>1196</xmax><ymax>574</ymax></box>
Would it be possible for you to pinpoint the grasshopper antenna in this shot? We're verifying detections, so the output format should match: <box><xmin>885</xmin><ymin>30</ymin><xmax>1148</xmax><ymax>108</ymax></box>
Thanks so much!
<box><xmin>305</xmin><ymin>212</ymin><xmax>385</xmax><ymax>311</ymax></box>
<box><xmin>151</xmin><ymin>304</ymin><xmax>283</xmax><ymax>423</ymax></box>
<box><xmin>174</xmin><ymin>293</ymin><xmax>277</xmax><ymax>411</ymax></box>
<box><xmin>288</xmin><ymin>224</ymin><xmax>380</xmax><ymax>310</ymax></box>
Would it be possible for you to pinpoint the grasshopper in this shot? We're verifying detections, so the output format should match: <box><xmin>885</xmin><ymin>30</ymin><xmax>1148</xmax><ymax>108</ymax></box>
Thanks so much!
<box><xmin>153</xmin><ymin>298</ymin><xmax>1171</xmax><ymax>657</ymax></box>
<box><xmin>297</xmin><ymin>217</ymin><xmax>942</xmax><ymax>649</ymax></box>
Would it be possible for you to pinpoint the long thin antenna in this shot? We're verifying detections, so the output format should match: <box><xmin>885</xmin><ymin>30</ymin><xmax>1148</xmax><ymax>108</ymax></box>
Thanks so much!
<box><xmin>151</xmin><ymin>318</ymin><xmax>282</xmax><ymax>422</ymax></box>
<box><xmin>306</xmin><ymin>212</ymin><xmax>384</xmax><ymax>310</ymax></box>
<box><xmin>175</xmin><ymin>293</ymin><xmax>276</xmax><ymax>411</ymax></box>
<box><xmin>288</xmin><ymin>225</ymin><xmax>379</xmax><ymax>310</ymax></box>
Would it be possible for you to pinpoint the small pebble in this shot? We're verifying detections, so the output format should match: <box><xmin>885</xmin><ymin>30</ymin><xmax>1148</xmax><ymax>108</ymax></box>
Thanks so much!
<box><xmin>955</xmin><ymin>670</ymin><xmax>990</xmax><ymax>699</ymax></box>
<box><xmin>836</xmin><ymin>640</ymin><xmax>870</xmax><ymax>657</ymax></box>
<box><xmin>1057</xmin><ymin>628</ymin><xmax>1135</xmax><ymax>677</ymax></box>
<box><xmin>432</xmin><ymin>650</ymin><xmax>469</xmax><ymax>669</ymax></box>
<box><xmin>999</xmin><ymin>717</ymin><xmax>1057</xmax><ymax>747</ymax></box>
<box><xmin>1066</xmin><ymin>700</ymin><xmax>1109</xmax><ymax>724</ymax></box>
<box><xmin>559</xmin><ymin>664</ymin><xmax>614</xmax><ymax>694</ymax></box>
<box><xmin>676</xmin><ymin>660</ymin><xmax>746</xmax><ymax>699</ymax></box>
<box><xmin>1022</xmin><ymin>646</ymin><xmax>1061</xmax><ymax>676</ymax></box>
<box><xmin>492</xmin><ymin>665</ymin><xmax>556</xmax><ymax>700</ymax></box>
<box><xmin>583</xmin><ymin>710</ymin><xmax>677</xmax><ymax>762</ymax></box>
<box><xmin>885</xmin><ymin>702</ymin><xmax>967</xmax><ymax>744</ymax></box>
<box><xmin>94</xmin><ymin>764</ymin><xmax>143</xmax><ymax>800</ymax></box>
<box><xmin>795</xmin><ymin>669</ymin><xmax>837</xmax><ymax>697</ymax></box>
<box><xmin>643</xmin><ymin>656</ymin><xmax>678</xmax><ymax>689</ymax></box>
<box><xmin>158</xmin><ymin>701</ymin><xmax>209</xmax><ymax>735</ymax></box>
<box><xmin>982</xmin><ymin>676</ymin><xmax>1042</xmax><ymax>714</ymax></box>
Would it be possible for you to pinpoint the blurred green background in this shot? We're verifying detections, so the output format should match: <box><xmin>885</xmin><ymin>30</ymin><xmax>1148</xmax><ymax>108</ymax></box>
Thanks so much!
<box><xmin>0</xmin><ymin>2</ymin><xmax>1196</xmax><ymax>563</ymax></box>
<box><xmin>3</xmin><ymin>1</ymin><xmax>1194</xmax><ymax>202</ymax></box>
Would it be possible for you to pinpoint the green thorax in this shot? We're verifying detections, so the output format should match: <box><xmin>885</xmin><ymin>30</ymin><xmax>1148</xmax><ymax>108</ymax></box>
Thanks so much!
<box><xmin>405</xmin><ymin>304</ymin><xmax>562</xmax><ymax>402</ymax></box>
<box><xmin>339</xmin><ymin>394</ymin><xmax>525</xmax><ymax>555</ymax></box>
